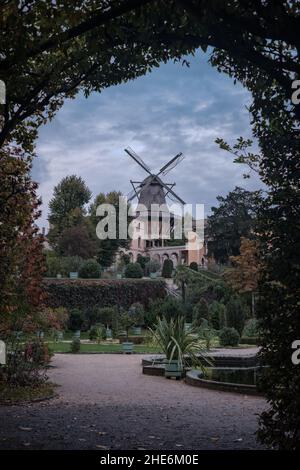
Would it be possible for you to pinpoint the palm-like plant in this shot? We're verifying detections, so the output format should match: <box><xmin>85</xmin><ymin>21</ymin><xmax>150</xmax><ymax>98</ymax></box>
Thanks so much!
<box><xmin>150</xmin><ymin>316</ymin><xmax>212</xmax><ymax>371</ymax></box>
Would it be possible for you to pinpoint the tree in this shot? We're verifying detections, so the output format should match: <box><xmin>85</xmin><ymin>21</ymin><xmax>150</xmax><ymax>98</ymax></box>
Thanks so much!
<box><xmin>207</xmin><ymin>187</ymin><xmax>261</xmax><ymax>264</ymax></box>
<box><xmin>225</xmin><ymin>296</ymin><xmax>247</xmax><ymax>336</ymax></box>
<box><xmin>224</xmin><ymin>237</ymin><xmax>262</xmax><ymax>315</ymax></box>
<box><xmin>48</xmin><ymin>175</ymin><xmax>91</xmax><ymax>247</ymax></box>
<box><xmin>0</xmin><ymin>146</ymin><xmax>46</xmax><ymax>332</ymax></box>
<box><xmin>1</xmin><ymin>1</ymin><xmax>299</xmax><ymax>152</ymax></box>
<box><xmin>1</xmin><ymin>0</ymin><xmax>300</xmax><ymax>449</ymax></box>
<box><xmin>58</xmin><ymin>224</ymin><xmax>97</xmax><ymax>259</ymax></box>
<box><xmin>89</xmin><ymin>191</ymin><xmax>130</xmax><ymax>267</ymax></box>
<box><xmin>124</xmin><ymin>262</ymin><xmax>143</xmax><ymax>279</ymax></box>
<box><xmin>193</xmin><ymin>298</ymin><xmax>210</xmax><ymax>327</ymax></box>
<box><xmin>189</xmin><ymin>262</ymin><xmax>198</xmax><ymax>271</ymax></box>
<box><xmin>162</xmin><ymin>259</ymin><xmax>174</xmax><ymax>278</ymax></box>
<box><xmin>78</xmin><ymin>259</ymin><xmax>101</xmax><ymax>279</ymax></box>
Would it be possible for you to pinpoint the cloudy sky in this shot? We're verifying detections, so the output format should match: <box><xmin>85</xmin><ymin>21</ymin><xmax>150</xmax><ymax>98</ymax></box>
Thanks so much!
<box><xmin>32</xmin><ymin>50</ymin><xmax>262</xmax><ymax>230</ymax></box>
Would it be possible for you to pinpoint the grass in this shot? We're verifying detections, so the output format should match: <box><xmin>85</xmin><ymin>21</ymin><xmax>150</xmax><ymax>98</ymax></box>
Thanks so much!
<box><xmin>0</xmin><ymin>382</ymin><xmax>57</xmax><ymax>404</ymax></box>
<box><xmin>48</xmin><ymin>341</ymin><xmax>162</xmax><ymax>354</ymax></box>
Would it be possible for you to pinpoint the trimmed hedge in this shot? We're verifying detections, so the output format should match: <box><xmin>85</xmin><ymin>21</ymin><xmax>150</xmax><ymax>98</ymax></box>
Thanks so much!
<box><xmin>240</xmin><ymin>336</ymin><xmax>258</xmax><ymax>345</ymax></box>
<box><xmin>43</xmin><ymin>278</ymin><xmax>166</xmax><ymax>310</ymax></box>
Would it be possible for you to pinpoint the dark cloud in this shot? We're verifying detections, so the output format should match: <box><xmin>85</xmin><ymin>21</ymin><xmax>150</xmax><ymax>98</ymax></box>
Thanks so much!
<box><xmin>34</xmin><ymin>52</ymin><xmax>262</xmax><ymax>229</ymax></box>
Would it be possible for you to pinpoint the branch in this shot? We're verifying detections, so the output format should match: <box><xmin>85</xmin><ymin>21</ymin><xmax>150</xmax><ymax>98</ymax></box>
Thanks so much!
<box><xmin>0</xmin><ymin>0</ymin><xmax>155</xmax><ymax>72</ymax></box>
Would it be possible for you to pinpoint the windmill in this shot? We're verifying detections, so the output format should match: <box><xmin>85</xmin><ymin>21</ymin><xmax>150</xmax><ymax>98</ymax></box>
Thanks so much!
<box><xmin>124</xmin><ymin>147</ymin><xmax>186</xmax><ymax>208</ymax></box>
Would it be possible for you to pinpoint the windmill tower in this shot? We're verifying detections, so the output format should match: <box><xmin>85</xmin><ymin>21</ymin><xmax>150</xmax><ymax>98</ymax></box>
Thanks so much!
<box><xmin>120</xmin><ymin>148</ymin><xmax>207</xmax><ymax>268</ymax></box>
<box><xmin>124</xmin><ymin>147</ymin><xmax>186</xmax><ymax>256</ymax></box>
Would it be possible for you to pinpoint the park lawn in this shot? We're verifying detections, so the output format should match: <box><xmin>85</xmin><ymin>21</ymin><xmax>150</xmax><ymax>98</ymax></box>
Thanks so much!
<box><xmin>48</xmin><ymin>341</ymin><xmax>162</xmax><ymax>354</ymax></box>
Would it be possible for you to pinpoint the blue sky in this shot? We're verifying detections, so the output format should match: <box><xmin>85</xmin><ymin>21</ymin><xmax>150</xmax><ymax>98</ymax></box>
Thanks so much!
<box><xmin>33</xmin><ymin>51</ymin><xmax>262</xmax><ymax>229</ymax></box>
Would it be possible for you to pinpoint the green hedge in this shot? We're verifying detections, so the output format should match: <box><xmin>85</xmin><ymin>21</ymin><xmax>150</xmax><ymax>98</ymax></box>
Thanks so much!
<box><xmin>43</xmin><ymin>278</ymin><xmax>166</xmax><ymax>310</ymax></box>
<box><xmin>240</xmin><ymin>336</ymin><xmax>258</xmax><ymax>345</ymax></box>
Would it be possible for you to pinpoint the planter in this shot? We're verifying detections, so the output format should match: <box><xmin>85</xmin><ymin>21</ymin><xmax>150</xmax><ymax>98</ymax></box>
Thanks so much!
<box><xmin>132</xmin><ymin>326</ymin><xmax>142</xmax><ymax>336</ymax></box>
<box><xmin>116</xmin><ymin>273</ymin><xmax>123</xmax><ymax>279</ymax></box>
<box><xmin>165</xmin><ymin>359</ymin><xmax>183</xmax><ymax>379</ymax></box>
<box><xmin>122</xmin><ymin>342</ymin><xmax>134</xmax><ymax>354</ymax></box>
<box><xmin>150</xmin><ymin>272</ymin><xmax>157</xmax><ymax>279</ymax></box>
<box><xmin>184</xmin><ymin>322</ymin><xmax>192</xmax><ymax>332</ymax></box>
<box><xmin>73</xmin><ymin>330</ymin><xmax>81</xmax><ymax>339</ymax></box>
<box><xmin>69</xmin><ymin>272</ymin><xmax>78</xmax><ymax>279</ymax></box>
<box><xmin>36</xmin><ymin>330</ymin><xmax>44</xmax><ymax>339</ymax></box>
<box><xmin>56</xmin><ymin>273</ymin><xmax>62</xmax><ymax>279</ymax></box>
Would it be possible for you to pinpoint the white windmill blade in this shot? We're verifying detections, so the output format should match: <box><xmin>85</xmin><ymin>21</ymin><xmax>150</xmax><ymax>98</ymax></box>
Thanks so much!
<box><xmin>159</xmin><ymin>152</ymin><xmax>184</xmax><ymax>176</ymax></box>
<box><xmin>124</xmin><ymin>147</ymin><xmax>152</xmax><ymax>175</ymax></box>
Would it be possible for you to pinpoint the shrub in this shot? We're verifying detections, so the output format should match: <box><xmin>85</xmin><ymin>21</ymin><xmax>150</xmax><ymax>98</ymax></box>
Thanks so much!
<box><xmin>189</xmin><ymin>262</ymin><xmax>198</xmax><ymax>271</ymax></box>
<box><xmin>193</xmin><ymin>298</ymin><xmax>210</xmax><ymax>327</ymax></box>
<box><xmin>78</xmin><ymin>259</ymin><xmax>101</xmax><ymax>279</ymax></box>
<box><xmin>225</xmin><ymin>296</ymin><xmax>246</xmax><ymax>335</ymax></box>
<box><xmin>129</xmin><ymin>302</ymin><xmax>145</xmax><ymax>325</ymax></box>
<box><xmin>243</xmin><ymin>318</ymin><xmax>259</xmax><ymax>337</ymax></box>
<box><xmin>97</xmin><ymin>306</ymin><xmax>118</xmax><ymax>329</ymax></box>
<box><xmin>89</xmin><ymin>324</ymin><xmax>105</xmax><ymax>342</ymax></box>
<box><xmin>68</xmin><ymin>308</ymin><xmax>84</xmax><ymax>331</ymax></box>
<box><xmin>145</xmin><ymin>259</ymin><xmax>161</xmax><ymax>275</ymax></box>
<box><xmin>43</xmin><ymin>278</ymin><xmax>166</xmax><ymax>310</ymax></box>
<box><xmin>219</xmin><ymin>327</ymin><xmax>240</xmax><ymax>347</ymax></box>
<box><xmin>209</xmin><ymin>301</ymin><xmax>226</xmax><ymax>330</ymax></box>
<box><xmin>197</xmin><ymin>319</ymin><xmax>216</xmax><ymax>350</ymax></box>
<box><xmin>136</xmin><ymin>254</ymin><xmax>150</xmax><ymax>271</ymax></box>
<box><xmin>61</xmin><ymin>256</ymin><xmax>84</xmax><ymax>276</ymax></box>
<box><xmin>45</xmin><ymin>254</ymin><xmax>84</xmax><ymax>277</ymax></box>
<box><xmin>24</xmin><ymin>340</ymin><xmax>52</xmax><ymax>366</ymax></box>
<box><xmin>124</xmin><ymin>262</ymin><xmax>143</xmax><ymax>278</ymax></box>
<box><xmin>146</xmin><ymin>297</ymin><xmax>183</xmax><ymax>325</ymax></box>
<box><xmin>70</xmin><ymin>338</ymin><xmax>81</xmax><ymax>353</ymax></box>
<box><xmin>162</xmin><ymin>259</ymin><xmax>173</xmax><ymax>278</ymax></box>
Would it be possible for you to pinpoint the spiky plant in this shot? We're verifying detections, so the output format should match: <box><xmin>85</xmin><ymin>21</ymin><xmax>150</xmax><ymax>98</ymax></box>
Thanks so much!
<box><xmin>150</xmin><ymin>316</ymin><xmax>212</xmax><ymax>371</ymax></box>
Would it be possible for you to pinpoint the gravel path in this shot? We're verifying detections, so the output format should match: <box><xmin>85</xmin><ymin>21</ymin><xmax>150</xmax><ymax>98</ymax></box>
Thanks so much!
<box><xmin>0</xmin><ymin>354</ymin><xmax>266</xmax><ymax>450</ymax></box>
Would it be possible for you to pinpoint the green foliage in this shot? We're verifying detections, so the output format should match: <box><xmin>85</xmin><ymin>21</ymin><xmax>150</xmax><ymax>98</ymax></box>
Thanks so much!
<box><xmin>219</xmin><ymin>327</ymin><xmax>240</xmax><ymax>347</ymax></box>
<box><xmin>209</xmin><ymin>301</ymin><xmax>226</xmax><ymax>330</ymax></box>
<box><xmin>162</xmin><ymin>259</ymin><xmax>173</xmax><ymax>278</ymax></box>
<box><xmin>45</xmin><ymin>253</ymin><xmax>84</xmax><ymax>277</ymax></box>
<box><xmin>70</xmin><ymin>338</ymin><xmax>81</xmax><ymax>353</ymax></box>
<box><xmin>48</xmin><ymin>175</ymin><xmax>91</xmax><ymax>246</ymax></box>
<box><xmin>197</xmin><ymin>319</ymin><xmax>216</xmax><ymax>350</ymax></box>
<box><xmin>78</xmin><ymin>259</ymin><xmax>101</xmax><ymax>279</ymax></box>
<box><xmin>150</xmin><ymin>316</ymin><xmax>210</xmax><ymax>370</ymax></box>
<box><xmin>129</xmin><ymin>302</ymin><xmax>145</xmax><ymax>325</ymax></box>
<box><xmin>89</xmin><ymin>191</ymin><xmax>130</xmax><ymax>268</ymax></box>
<box><xmin>189</xmin><ymin>262</ymin><xmax>198</xmax><ymax>271</ymax></box>
<box><xmin>58</xmin><ymin>224</ymin><xmax>97</xmax><ymax>259</ymax></box>
<box><xmin>243</xmin><ymin>318</ymin><xmax>259</xmax><ymax>338</ymax></box>
<box><xmin>225</xmin><ymin>296</ymin><xmax>247</xmax><ymax>335</ymax></box>
<box><xmin>145</xmin><ymin>259</ymin><xmax>161</xmax><ymax>275</ymax></box>
<box><xmin>97</xmin><ymin>306</ymin><xmax>118</xmax><ymax>329</ymax></box>
<box><xmin>137</xmin><ymin>254</ymin><xmax>150</xmax><ymax>271</ymax></box>
<box><xmin>89</xmin><ymin>324</ymin><xmax>105</xmax><ymax>343</ymax></box>
<box><xmin>193</xmin><ymin>298</ymin><xmax>210</xmax><ymax>327</ymax></box>
<box><xmin>147</xmin><ymin>297</ymin><xmax>183</xmax><ymax>325</ymax></box>
<box><xmin>43</xmin><ymin>278</ymin><xmax>166</xmax><ymax>311</ymax></box>
<box><xmin>68</xmin><ymin>308</ymin><xmax>84</xmax><ymax>331</ymax></box>
<box><xmin>207</xmin><ymin>187</ymin><xmax>261</xmax><ymax>264</ymax></box>
<box><xmin>124</xmin><ymin>262</ymin><xmax>143</xmax><ymax>278</ymax></box>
